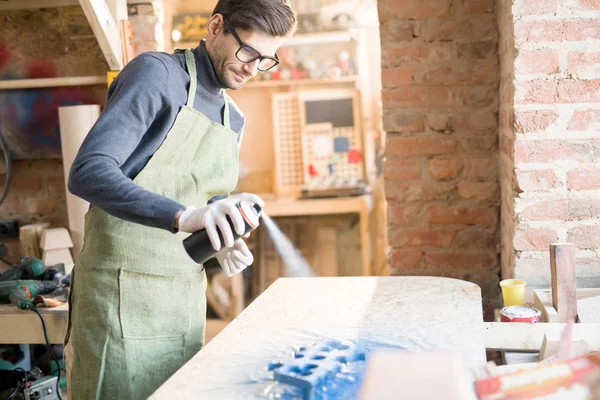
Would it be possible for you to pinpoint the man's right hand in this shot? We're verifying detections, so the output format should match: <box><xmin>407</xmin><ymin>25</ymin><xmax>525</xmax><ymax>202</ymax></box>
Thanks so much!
<box><xmin>178</xmin><ymin>193</ymin><xmax>264</xmax><ymax>251</ymax></box>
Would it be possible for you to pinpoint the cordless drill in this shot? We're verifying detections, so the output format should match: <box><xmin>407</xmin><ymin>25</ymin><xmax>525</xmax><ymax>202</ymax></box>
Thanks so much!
<box><xmin>0</xmin><ymin>280</ymin><xmax>58</xmax><ymax>310</ymax></box>
<box><xmin>0</xmin><ymin>256</ymin><xmax>46</xmax><ymax>281</ymax></box>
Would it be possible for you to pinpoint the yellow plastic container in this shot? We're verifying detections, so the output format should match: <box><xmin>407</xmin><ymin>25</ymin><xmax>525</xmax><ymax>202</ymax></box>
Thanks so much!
<box><xmin>500</xmin><ymin>279</ymin><xmax>526</xmax><ymax>307</ymax></box>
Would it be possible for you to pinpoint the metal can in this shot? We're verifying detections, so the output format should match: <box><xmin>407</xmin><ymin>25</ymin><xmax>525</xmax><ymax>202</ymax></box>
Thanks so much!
<box><xmin>500</xmin><ymin>306</ymin><xmax>542</xmax><ymax>323</ymax></box>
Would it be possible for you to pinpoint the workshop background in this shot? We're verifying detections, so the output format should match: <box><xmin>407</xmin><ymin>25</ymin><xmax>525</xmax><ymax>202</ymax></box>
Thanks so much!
<box><xmin>1</xmin><ymin>0</ymin><xmax>600</xmax><ymax>322</ymax></box>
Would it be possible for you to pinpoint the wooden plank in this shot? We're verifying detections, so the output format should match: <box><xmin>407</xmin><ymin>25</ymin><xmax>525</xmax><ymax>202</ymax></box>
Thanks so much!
<box><xmin>549</xmin><ymin>243</ymin><xmax>578</xmax><ymax>323</ymax></box>
<box><xmin>19</xmin><ymin>222</ymin><xmax>50</xmax><ymax>259</ymax></box>
<box><xmin>0</xmin><ymin>76</ymin><xmax>106</xmax><ymax>90</ymax></box>
<box><xmin>78</xmin><ymin>0</ymin><xmax>123</xmax><ymax>70</ymax></box>
<box><xmin>484</xmin><ymin>322</ymin><xmax>600</xmax><ymax>351</ymax></box>
<box><xmin>0</xmin><ymin>304</ymin><xmax>68</xmax><ymax>344</ymax></box>
<box><xmin>533</xmin><ymin>289</ymin><xmax>559</xmax><ymax>323</ymax></box>
<box><xmin>577</xmin><ymin>296</ymin><xmax>600</xmax><ymax>323</ymax></box>
<box><xmin>0</xmin><ymin>0</ymin><xmax>79</xmax><ymax>10</ymax></box>
<box><xmin>312</xmin><ymin>227</ymin><xmax>337</xmax><ymax>276</ymax></box>
<box><xmin>149</xmin><ymin>277</ymin><xmax>486</xmax><ymax>399</ymax></box>
<box><xmin>263</xmin><ymin>194</ymin><xmax>372</xmax><ymax>217</ymax></box>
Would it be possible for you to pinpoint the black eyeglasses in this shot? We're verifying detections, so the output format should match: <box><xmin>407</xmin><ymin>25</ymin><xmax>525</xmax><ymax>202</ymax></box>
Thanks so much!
<box><xmin>221</xmin><ymin>15</ymin><xmax>279</xmax><ymax>72</ymax></box>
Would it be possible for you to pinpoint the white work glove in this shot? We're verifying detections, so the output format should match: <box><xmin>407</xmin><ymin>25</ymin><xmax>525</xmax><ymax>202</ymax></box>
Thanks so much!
<box><xmin>178</xmin><ymin>193</ymin><xmax>264</xmax><ymax>251</ymax></box>
<box><xmin>215</xmin><ymin>238</ymin><xmax>253</xmax><ymax>277</ymax></box>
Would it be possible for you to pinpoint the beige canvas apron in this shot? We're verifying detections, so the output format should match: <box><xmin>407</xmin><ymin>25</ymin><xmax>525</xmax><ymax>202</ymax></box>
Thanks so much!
<box><xmin>64</xmin><ymin>49</ymin><xmax>239</xmax><ymax>400</ymax></box>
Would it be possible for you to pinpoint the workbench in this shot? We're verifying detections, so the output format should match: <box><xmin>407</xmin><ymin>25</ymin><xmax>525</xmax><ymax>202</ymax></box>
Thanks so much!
<box><xmin>0</xmin><ymin>303</ymin><xmax>67</xmax><ymax>344</ymax></box>
<box><xmin>149</xmin><ymin>276</ymin><xmax>487</xmax><ymax>399</ymax></box>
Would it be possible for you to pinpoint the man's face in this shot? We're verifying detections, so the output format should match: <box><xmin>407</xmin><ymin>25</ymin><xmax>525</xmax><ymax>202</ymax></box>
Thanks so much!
<box><xmin>207</xmin><ymin>16</ymin><xmax>284</xmax><ymax>90</ymax></box>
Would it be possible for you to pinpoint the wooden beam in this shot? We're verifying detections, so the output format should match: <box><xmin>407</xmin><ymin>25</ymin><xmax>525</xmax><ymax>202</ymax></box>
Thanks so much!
<box><xmin>0</xmin><ymin>0</ymin><xmax>79</xmax><ymax>10</ymax></box>
<box><xmin>549</xmin><ymin>243</ymin><xmax>578</xmax><ymax>323</ymax></box>
<box><xmin>484</xmin><ymin>322</ymin><xmax>600</xmax><ymax>351</ymax></box>
<box><xmin>0</xmin><ymin>305</ymin><xmax>68</xmax><ymax>344</ymax></box>
<box><xmin>0</xmin><ymin>76</ymin><xmax>106</xmax><ymax>90</ymax></box>
<box><xmin>533</xmin><ymin>289</ymin><xmax>559</xmax><ymax>323</ymax></box>
<box><xmin>78</xmin><ymin>0</ymin><xmax>123</xmax><ymax>70</ymax></box>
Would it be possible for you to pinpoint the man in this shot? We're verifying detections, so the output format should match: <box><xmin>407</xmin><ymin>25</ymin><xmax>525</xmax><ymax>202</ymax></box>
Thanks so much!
<box><xmin>64</xmin><ymin>1</ymin><xmax>297</xmax><ymax>398</ymax></box>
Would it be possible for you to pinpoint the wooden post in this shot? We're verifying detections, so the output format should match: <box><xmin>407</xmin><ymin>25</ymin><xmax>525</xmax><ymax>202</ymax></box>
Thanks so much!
<box><xmin>19</xmin><ymin>223</ymin><xmax>50</xmax><ymax>259</ymax></box>
<box><xmin>549</xmin><ymin>243</ymin><xmax>578</xmax><ymax>323</ymax></box>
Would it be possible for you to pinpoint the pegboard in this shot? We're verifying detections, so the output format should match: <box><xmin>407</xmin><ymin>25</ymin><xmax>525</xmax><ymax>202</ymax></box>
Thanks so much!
<box><xmin>272</xmin><ymin>92</ymin><xmax>304</xmax><ymax>196</ymax></box>
<box><xmin>298</xmin><ymin>89</ymin><xmax>364</xmax><ymax>189</ymax></box>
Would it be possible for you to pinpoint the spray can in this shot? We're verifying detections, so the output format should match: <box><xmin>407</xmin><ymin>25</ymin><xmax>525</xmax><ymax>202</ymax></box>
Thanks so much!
<box><xmin>183</xmin><ymin>201</ymin><xmax>262</xmax><ymax>264</ymax></box>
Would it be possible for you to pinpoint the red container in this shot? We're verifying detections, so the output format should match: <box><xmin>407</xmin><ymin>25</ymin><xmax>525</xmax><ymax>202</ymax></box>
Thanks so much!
<box><xmin>500</xmin><ymin>306</ymin><xmax>541</xmax><ymax>323</ymax></box>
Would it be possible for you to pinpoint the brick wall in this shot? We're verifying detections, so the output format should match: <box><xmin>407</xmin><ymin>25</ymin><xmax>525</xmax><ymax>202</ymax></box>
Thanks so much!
<box><xmin>379</xmin><ymin>0</ymin><xmax>501</xmax><ymax>306</ymax></box>
<box><xmin>506</xmin><ymin>0</ymin><xmax>600</xmax><ymax>287</ymax></box>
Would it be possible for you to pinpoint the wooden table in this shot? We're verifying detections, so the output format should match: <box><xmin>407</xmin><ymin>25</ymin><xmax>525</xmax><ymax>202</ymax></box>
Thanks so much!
<box><xmin>149</xmin><ymin>276</ymin><xmax>486</xmax><ymax>399</ymax></box>
<box><xmin>0</xmin><ymin>303</ymin><xmax>68</xmax><ymax>344</ymax></box>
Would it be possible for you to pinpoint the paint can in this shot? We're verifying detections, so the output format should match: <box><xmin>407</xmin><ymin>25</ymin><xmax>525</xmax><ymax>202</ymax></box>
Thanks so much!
<box><xmin>500</xmin><ymin>306</ymin><xmax>542</xmax><ymax>323</ymax></box>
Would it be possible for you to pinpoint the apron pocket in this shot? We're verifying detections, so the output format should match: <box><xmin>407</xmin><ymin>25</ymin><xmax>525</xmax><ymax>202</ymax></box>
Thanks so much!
<box><xmin>118</xmin><ymin>268</ymin><xmax>192</xmax><ymax>339</ymax></box>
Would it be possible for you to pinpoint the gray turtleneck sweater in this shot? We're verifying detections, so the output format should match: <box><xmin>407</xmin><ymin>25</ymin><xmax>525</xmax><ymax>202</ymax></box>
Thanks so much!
<box><xmin>68</xmin><ymin>41</ymin><xmax>245</xmax><ymax>233</ymax></box>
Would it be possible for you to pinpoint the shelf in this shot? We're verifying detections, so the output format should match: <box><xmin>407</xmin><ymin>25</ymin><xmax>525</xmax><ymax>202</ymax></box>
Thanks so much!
<box><xmin>174</xmin><ymin>30</ymin><xmax>357</xmax><ymax>51</ymax></box>
<box><xmin>0</xmin><ymin>0</ymin><xmax>79</xmax><ymax>10</ymax></box>
<box><xmin>282</xmin><ymin>30</ymin><xmax>357</xmax><ymax>46</ymax></box>
<box><xmin>0</xmin><ymin>75</ymin><xmax>106</xmax><ymax>90</ymax></box>
<box><xmin>244</xmin><ymin>75</ymin><xmax>357</xmax><ymax>88</ymax></box>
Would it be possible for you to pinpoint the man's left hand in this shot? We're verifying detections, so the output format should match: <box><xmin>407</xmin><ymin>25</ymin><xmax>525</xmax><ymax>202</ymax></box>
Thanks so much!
<box><xmin>216</xmin><ymin>239</ymin><xmax>253</xmax><ymax>277</ymax></box>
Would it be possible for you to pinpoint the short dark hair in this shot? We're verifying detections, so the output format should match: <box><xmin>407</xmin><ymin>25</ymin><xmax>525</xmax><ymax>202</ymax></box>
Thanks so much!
<box><xmin>212</xmin><ymin>0</ymin><xmax>297</xmax><ymax>37</ymax></box>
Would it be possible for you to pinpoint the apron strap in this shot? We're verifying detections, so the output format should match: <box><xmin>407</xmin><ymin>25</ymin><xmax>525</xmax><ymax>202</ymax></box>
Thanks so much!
<box><xmin>222</xmin><ymin>91</ymin><xmax>231</xmax><ymax>130</ymax></box>
<box><xmin>184</xmin><ymin>49</ymin><xmax>197</xmax><ymax>107</ymax></box>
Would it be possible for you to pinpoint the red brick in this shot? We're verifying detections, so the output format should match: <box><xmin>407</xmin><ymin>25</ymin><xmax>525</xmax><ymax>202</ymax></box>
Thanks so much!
<box><xmin>458</xmin><ymin>85</ymin><xmax>497</xmax><ymax>107</ymax></box>
<box><xmin>381</xmin><ymin>44</ymin><xmax>452</xmax><ymax>68</ymax></box>
<box><xmin>25</xmin><ymin>198</ymin><xmax>57</xmax><ymax>216</ymax></box>
<box><xmin>382</xmin><ymin>111</ymin><xmax>424</xmax><ymax>133</ymax></box>
<box><xmin>456</xmin><ymin>228</ymin><xmax>497</xmax><ymax>249</ymax></box>
<box><xmin>453</xmin><ymin>110</ymin><xmax>498</xmax><ymax>133</ymax></box>
<box><xmin>567</xmin><ymin>0</ymin><xmax>600</xmax><ymax>10</ymax></box>
<box><xmin>513</xmin><ymin>0</ymin><xmax>558</xmax><ymax>15</ymax></box>
<box><xmin>389</xmin><ymin>229</ymin><xmax>456</xmax><ymax>247</ymax></box>
<box><xmin>568</xmin><ymin>109</ymin><xmax>600</xmax><ymax>131</ymax></box>
<box><xmin>457</xmin><ymin>41</ymin><xmax>496</xmax><ymax>60</ymax></box>
<box><xmin>567</xmin><ymin>225</ymin><xmax>600</xmax><ymax>249</ymax></box>
<box><xmin>0</xmin><ymin>193</ymin><xmax>20</xmax><ymax>215</ymax></box>
<box><xmin>515</xmin><ymin>79</ymin><xmax>600</xmax><ymax>104</ymax></box>
<box><xmin>426</xmin><ymin>113</ymin><xmax>453</xmax><ymax>133</ymax></box>
<box><xmin>387</xmin><ymin>205</ymin><xmax>428</xmax><ymax>226</ymax></box>
<box><xmin>514</xmin><ymin>110</ymin><xmax>559</xmax><ymax>133</ymax></box>
<box><xmin>381</xmin><ymin>68</ymin><xmax>413</xmax><ymax>88</ymax></box>
<box><xmin>383</xmin><ymin>158</ymin><xmax>421</xmax><ymax>181</ymax></box>
<box><xmin>568</xmin><ymin>52</ymin><xmax>600</xmax><ymax>78</ymax></box>
<box><xmin>379</xmin><ymin>20</ymin><xmax>419</xmax><ymax>43</ymax></box>
<box><xmin>386</xmin><ymin>136</ymin><xmax>459</xmax><ymax>157</ymax></box>
<box><xmin>383</xmin><ymin>86</ymin><xmax>454</xmax><ymax>108</ymax></box>
<box><xmin>378</xmin><ymin>0</ymin><xmax>451</xmax><ymax>22</ymax></box>
<box><xmin>421</xmin><ymin>15</ymin><xmax>496</xmax><ymax>42</ymax></box>
<box><xmin>429</xmin><ymin>159</ymin><xmax>460</xmax><ymax>180</ymax></box>
<box><xmin>568</xmin><ymin>168</ymin><xmax>600</xmax><ymax>190</ymax></box>
<box><xmin>10</xmin><ymin>176</ymin><xmax>43</xmax><ymax>192</ymax></box>
<box><xmin>514</xmin><ymin>19</ymin><xmax>600</xmax><ymax>43</ymax></box>
<box><xmin>423</xmin><ymin>62</ymin><xmax>498</xmax><ymax>86</ymax></box>
<box><xmin>513</xmin><ymin>228</ymin><xmax>558</xmax><ymax>250</ymax></box>
<box><xmin>389</xmin><ymin>248</ymin><xmax>423</xmax><ymax>268</ymax></box>
<box><xmin>459</xmin><ymin>137</ymin><xmax>497</xmax><ymax>155</ymax></box>
<box><xmin>516</xmin><ymin>169</ymin><xmax>561</xmax><ymax>191</ymax></box>
<box><xmin>514</xmin><ymin>139</ymin><xmax>600</xmax><ymax>163</ymax></box>
<box><xmin>463</xmin><ymin>159</ymin><xmax>498</xmax><ymax>182</ymax></box>
<box><xmin>385</xmin><ymin>181</ymin><xmax>457</xmax><ymax>202</ymax></box>
<box><xmin>429</xmin><ymin>206</ymin><xmax>498</xmax><ymax>226</ymax></box>
<box><xmin>520</xmin><ymin>198</ymin><xmax>600</xmax><ymax>221</ymax></box>
<box><xmin>425</xmin><ymin>250</ymin><xmax>496</xmax><ymax>269</ymax></box>
<box><xmin>463</xmin><ymin>0</ymin><xmax>494</xmax><ymax>14</ymax></box>
<box><xmin>458</xmin><ymin>181</ymin><xmax>499</xmax><ymax>201</ymax></box>
<box><xmin>515</xmin><ymin>50</ymin><xmax>560</xmax><ymax>75</ymax></box>
<box><xmin>46</xmin><ymin>177</ymin><xmax>67</xmax><ymax>197</ymax></box>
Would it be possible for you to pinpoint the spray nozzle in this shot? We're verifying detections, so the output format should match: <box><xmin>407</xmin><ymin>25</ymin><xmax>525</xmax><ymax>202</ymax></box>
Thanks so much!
<box><xmin>252</xmin><ymin>203</ymin><xmax>262</xmax><ymax>216</ymax></box>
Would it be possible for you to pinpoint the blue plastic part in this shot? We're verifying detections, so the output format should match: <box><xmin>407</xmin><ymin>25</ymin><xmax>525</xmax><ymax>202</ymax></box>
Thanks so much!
<box><xmin>271</xmin><ymin>340</ymin><xmax>366</xmax><ymax>397</ymax></box>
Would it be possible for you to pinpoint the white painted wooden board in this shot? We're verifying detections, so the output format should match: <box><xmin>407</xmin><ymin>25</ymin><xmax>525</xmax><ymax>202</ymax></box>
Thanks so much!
<box><xmin>149</xmin><ymin>276</ymin><xmax>486</xmax><ymax>399</ymax></box>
